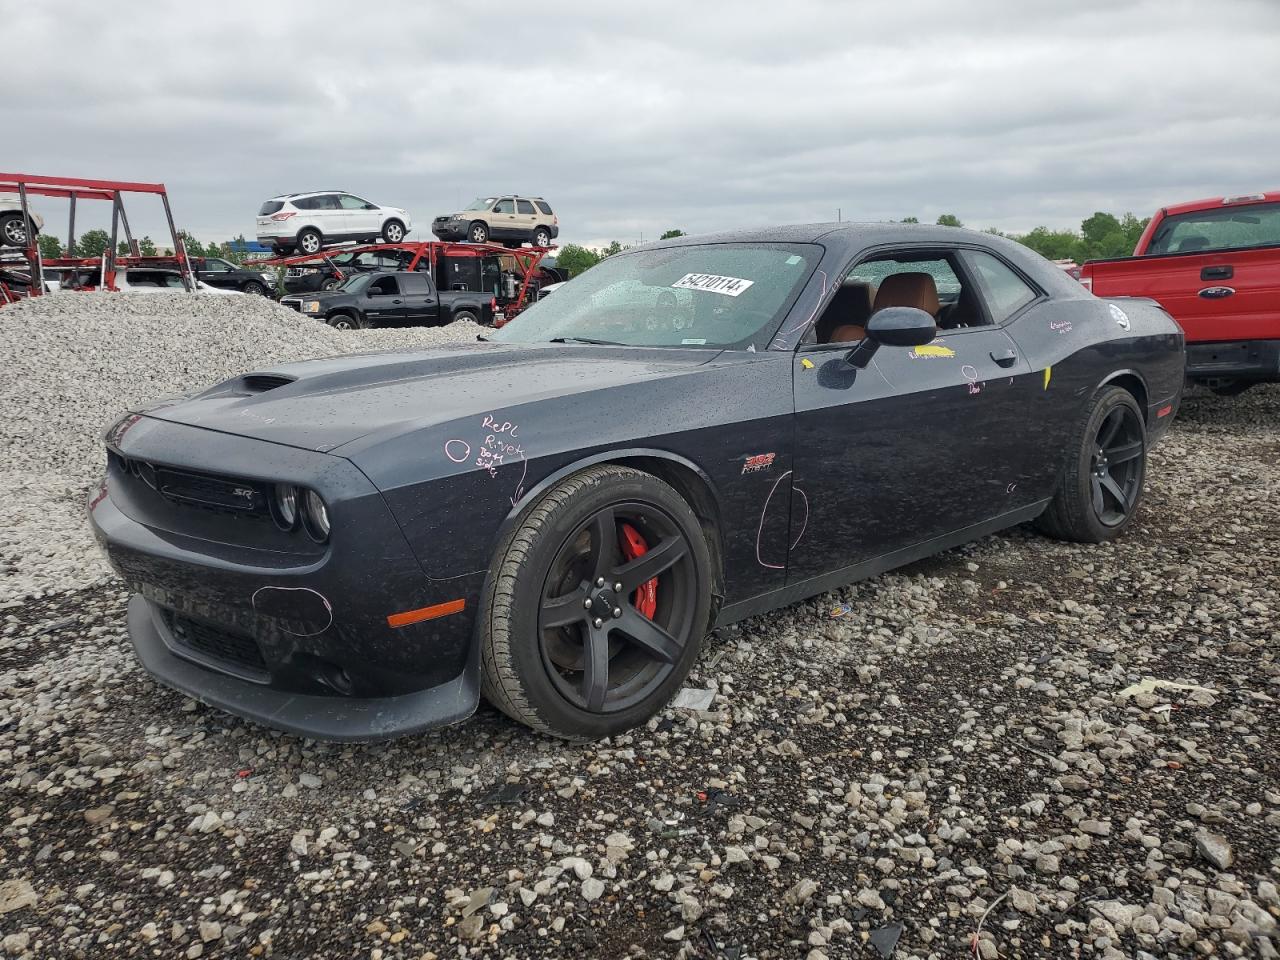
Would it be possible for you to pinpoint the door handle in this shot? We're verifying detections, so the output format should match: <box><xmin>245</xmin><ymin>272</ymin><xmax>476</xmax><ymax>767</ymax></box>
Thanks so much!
<box><xmin>1198</xmin><ymin>286</ymin><xmax>1235</xmax><ymax>299</ymax></box>
<box><xmin>990</xmin><ymin>348</ymin><xmax>1018</xmax><ymax>367</ymax></box>
<box><xmin>392</xmin><ymin>299</ymin><xmax>403</xmax><ymax>304</ymax></box>
<box><xmin>1201</xmin><ymin>265</ymin><xmax>1233</xmax><ymax>281</ymax></box>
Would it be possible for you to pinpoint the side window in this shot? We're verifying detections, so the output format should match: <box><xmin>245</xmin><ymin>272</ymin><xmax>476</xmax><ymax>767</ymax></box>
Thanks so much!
<box><xmin>516</xmin><ymin>199</ymin><xmax>535</xmax><ymax>215</ymax></box>
<box><xmin>369</xmin><ymin>276</ymin><xmax>400</xmax><ymax>296</ymax></box>
<box><xmin>402</xmin><ymin>273</ymin><xmax>432</xmax><ymax>293</ymax></box>
<box><xmin>493</xmin><ymin>198</ymin><xmax>515</xmax><ymax>214</ymax></box>
<box><xmin>964</xmin><ymin>251</ymin><xmax>1038</xmax><ymax>324</ymax></box>
<box><xmin>338</xmin><ymin>195</ymin><xmax>368</xmax><ymax>210</ymax></box>
<box><xmin>292</xmin><ymin>196</ymin><xmax>317</xmax><ymax>210</ymax></box>
<box><xmin>316</xmin><ymin>194</ymin><xmax>341</xmax><ymax>210</ymax></box>
<box><xmin>534</xmin><ymin>200</ymin><xmax>553</xmax><ymax>215</ymax></box>
<box><xmin>204</xmin><ymin>259</ymin><xmax>231</xmax><ymax>272</ymax></box>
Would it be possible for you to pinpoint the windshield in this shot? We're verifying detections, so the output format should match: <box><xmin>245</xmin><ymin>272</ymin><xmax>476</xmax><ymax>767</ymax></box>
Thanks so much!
<box><xmin>340</xmin><ymin>273</ymin><xmax>372</xmax><ymax>293</ymax></box>
<box><xmin>465</xmin><ymin>197</ymin><xmax>497</xmax><ymax>211</ymax></box>
<box><xmin>491</xmin><ymin>242</ymin><xmax>821</xmax><ymax>349</ymax></box>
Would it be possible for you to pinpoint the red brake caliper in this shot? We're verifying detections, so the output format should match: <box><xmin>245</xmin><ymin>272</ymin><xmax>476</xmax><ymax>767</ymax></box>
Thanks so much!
<box><xmin>619</xmin><ymin>522</ymin><xmax>658</xmax><ymax>619</ymax></box>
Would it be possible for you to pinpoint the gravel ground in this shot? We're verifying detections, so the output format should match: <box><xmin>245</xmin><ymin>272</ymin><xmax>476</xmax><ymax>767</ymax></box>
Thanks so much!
<box><xmin>1</xmin><ymin>294</ymin><xmax>1278</xmax><ymax>959</ymax></box>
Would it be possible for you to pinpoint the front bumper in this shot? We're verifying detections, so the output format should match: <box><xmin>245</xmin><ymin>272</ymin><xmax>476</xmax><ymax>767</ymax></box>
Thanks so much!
<box><xmin>90</xmin><ymin>416</ymin><xmax>484</xmax><ymax>741</ymax></box>
<box><xmin>1186</xmin><ymin>340</ymin><xmax>1280</xmax><ymax>383</ymax></box>
<box><xmin>431</xmin><ymin>220</ymin><xmax>469</xmax><ymax>241</ymax></box>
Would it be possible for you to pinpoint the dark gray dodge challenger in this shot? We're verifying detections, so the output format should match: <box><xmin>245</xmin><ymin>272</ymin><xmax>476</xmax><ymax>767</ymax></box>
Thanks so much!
<box><xmin>89</xmin><ymin>224</ymin><xmax>1185</xmax><ymax>741</ymax></box>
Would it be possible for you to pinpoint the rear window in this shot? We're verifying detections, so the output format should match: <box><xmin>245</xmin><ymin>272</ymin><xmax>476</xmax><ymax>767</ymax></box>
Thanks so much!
<box><xmin>534</xmin><ymin>200</ymin><xmax>553</xmax><ymax>215</ymax></box>
<box><xmin>258</xmin><ymin>201</ymin><xmax>284</xmax><ymax>215</ymax></box>
<box><xmin>1147</xmin><ymin>202</ymin><xmax>1280</xmax><ymax>255</ymax></box>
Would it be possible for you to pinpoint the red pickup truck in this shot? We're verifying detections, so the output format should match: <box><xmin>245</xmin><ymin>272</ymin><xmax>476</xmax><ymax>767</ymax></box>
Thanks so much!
<box><xmin>1079</xmin><ymin>191</ymin><xmax>1280</xmax><ymax>395</ymax></box>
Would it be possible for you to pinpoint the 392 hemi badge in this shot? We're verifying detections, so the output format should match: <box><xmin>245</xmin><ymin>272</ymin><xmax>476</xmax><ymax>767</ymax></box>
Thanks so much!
<box><xmin>741</xmin><ymin>452</ymin><xmax>776</xmax><ymax>474</ymax></box>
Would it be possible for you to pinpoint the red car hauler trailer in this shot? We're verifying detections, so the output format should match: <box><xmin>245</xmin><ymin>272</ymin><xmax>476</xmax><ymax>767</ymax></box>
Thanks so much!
<box><xmin>1079</xmin><ymin>191</ymin><xmax>1280</xmax><ymax>395</ymax></box>
<box><xmin>0</xmin><ymin>172</ymin><xmax>195</xmax><ymax>302</ymax></box>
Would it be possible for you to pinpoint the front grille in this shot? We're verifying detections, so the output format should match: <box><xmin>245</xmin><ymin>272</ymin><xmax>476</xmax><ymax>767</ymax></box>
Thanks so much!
<box><xmin>112</xmin><ymin>455</ymin><xmax>272</xmax><ymax>521</ymax></box>
<box><xmin>281</xmin><ymin>298</ymin><xmax>302</xmax><ymax>312</ymax></box>
<box><xmin>164</xmin><ymin>611</ymin><xmax>267</xmax><ymax>675</ymax></box>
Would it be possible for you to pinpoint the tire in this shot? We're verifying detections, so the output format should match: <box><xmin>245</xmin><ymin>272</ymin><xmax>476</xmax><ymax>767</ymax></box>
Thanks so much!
<box><xmin>241</xmin><ymin>280</ymin><xmax>267</xmax><ymax>296</ymax></box>
<box><xmin>326</xmin><ymin>312</ymin><xmax>360</xmax><ymax>331</ymax></box>
<box><xmin>273</xmin><ymin>244</ymin><xmax>294</xmax><ymax>256</ymax></box>
<box><xmin>480</xmin><ymin>465</ymin><xmax>713</xmax><ymax>740</ymax></box>
<box><xmin>1</xmin><ymin>214</ymin><xmax>33</xmax><ymax>247</ymax></box>
<box><xmin>320</xmin><ymin>277</ymin><xmax>341</xmax><ymax>291</ymax></box>
<box><xmin>296</xmin><ymin>228</ymin><xmax>322</xmax><ymax>255</ymax></box>
<box><xmin>451</xmin><ymin>309</ymin><xmax>480</xmax><ymax>326</ymax></box>
<box><xmin>382</xmin><ymin>219</ymin><xmax>406</xmax><ymax>243</ymax></box>
<box><xmin>468</xmin><ymin>222</ymin><xmax>489</xmax><ymax>244</ymax></box>
<box><xmin>533</xmin><ymin>227</ymin><xmax>552</xmax><ymax>248</ymax></box>
<box><xmin>1036</xmin><ymin>385</ymin><xmax>1146</xmax><ymax>543</ymax></box>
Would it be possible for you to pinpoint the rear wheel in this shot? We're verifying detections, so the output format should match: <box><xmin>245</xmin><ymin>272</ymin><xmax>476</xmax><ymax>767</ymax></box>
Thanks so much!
<box><xmin>451</xmin><ymin>309</ymin><xmax>479</xmax><ymax>326</ymax></box>
<box><xmin>480</xmin><ymin>465</ymin><xmax>712</xmax><ymax>739</ymax></box>
<box><xmin>296</xmin><ymin>228</ymin><xmax>322</xmax><ymax>255</ymax></box>
<box><xmin>1036</xmin><ymin>385</ymin><xmax>1146</xmax><ymax>543</ymax></box>
<box><xmin>468</xmin><ymin>222</ymin><xmax>489</xmax><ymax>244</ymax></box>
<box><xmin>320</xmin><ymin>277</ymin><xmax>341</xmax><ymax>291</ymax></box>
<box><xmin>533</xmin><ymin>227</ymin><xmax>552</xmax><ymax>247</ymax></box>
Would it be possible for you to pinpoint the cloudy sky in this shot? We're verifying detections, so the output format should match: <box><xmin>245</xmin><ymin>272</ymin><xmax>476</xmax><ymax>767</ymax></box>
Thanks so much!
<box><xmin>8</xmin><ymin>0</ymin><xmax>1278</xmax><ymax>249</ymax></box>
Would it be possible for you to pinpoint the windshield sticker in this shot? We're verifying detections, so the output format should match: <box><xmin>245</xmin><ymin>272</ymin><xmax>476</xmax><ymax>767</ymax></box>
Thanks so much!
<box><xmin>672</xmin><ymin>273</ymin><xmax>755</xmax><ymax>297</ymax></box>
<box><xmin>909</xmin><ymin>342</ymin><xmax>955</xmax><ymax>360</ymax></box>
<box><xmin>785</xmin><ymin>255</ymin><xmax>803</xmax><ymax>265</ymax></box>
<box><xmin>681</xmin><ymin>337</ymin><xmax>707</xmax><ymax>345</ymax></box>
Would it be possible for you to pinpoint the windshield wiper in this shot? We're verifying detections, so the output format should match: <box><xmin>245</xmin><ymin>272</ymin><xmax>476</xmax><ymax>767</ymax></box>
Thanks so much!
<box><xmin>549</xmin><ymin>336</ymin><xmax>626</xmax><ymax>346</ymax></box>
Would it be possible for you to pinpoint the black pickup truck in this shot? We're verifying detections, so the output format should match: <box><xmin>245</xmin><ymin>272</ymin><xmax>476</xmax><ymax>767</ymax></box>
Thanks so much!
<box><xmin>279</xmin><ymin>270</ymin><xmax>493</xmax><ymax>329</ymax></box>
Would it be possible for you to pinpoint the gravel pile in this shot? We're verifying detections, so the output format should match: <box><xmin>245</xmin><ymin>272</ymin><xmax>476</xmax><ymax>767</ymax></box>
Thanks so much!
<box><xmin>0</xmin><ymin>293</ymin><xmax>483</xmax><ymax>601</ymax></box>
<box><xmin>0</xmin><ymin>294</ymin><xmax>1277</xmax><ymax>959</ymax></box>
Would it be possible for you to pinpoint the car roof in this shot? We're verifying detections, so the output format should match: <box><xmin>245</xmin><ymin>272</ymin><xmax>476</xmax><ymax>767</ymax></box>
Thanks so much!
<box><xmin>1160</xmin><ymin>190</ymin><xmax>1280</xmax><ymax>217</ymax></box>
<box><xmin>268</xmin><ymin>190</ymin><xmax>352</xmax><ymax>201</ymax></box>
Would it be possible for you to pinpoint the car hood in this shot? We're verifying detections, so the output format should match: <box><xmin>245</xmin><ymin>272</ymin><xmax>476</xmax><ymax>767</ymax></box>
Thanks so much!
<box><xmin>135</xmin><ymin>342</ymin><xmax>748</xmax><ymax>453</ymax></box>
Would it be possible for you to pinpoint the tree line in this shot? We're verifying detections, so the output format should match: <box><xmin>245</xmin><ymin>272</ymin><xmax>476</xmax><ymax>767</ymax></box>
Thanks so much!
<box><xmin>36</xmin><ymin>230</ymin><xmax>256</xmax><ymax>263</ymax></box>
<box><xmin>552</xmin><ymin>214</ymin><xmax>1149</xmax><ymax>278</ymax></box>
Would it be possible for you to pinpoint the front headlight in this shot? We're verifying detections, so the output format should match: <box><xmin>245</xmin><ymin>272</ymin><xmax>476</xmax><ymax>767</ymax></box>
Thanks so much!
<box><xmin>303</xmin><ymin>301</ymin><xmax>321</xmax><ymax>313</ymax></box>
<box><xmin>303</xmin><ymin>490</ymin><xmax>330</xmax><ymax>542</ymax></box>
<box><xmin>272</xmin><ymin>484</ymin><xmax>299</xmax><ymax>530</ymax></box>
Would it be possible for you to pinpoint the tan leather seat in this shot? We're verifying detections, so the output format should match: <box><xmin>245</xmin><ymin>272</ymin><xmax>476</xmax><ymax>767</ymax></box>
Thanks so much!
<box><xmin>817</xmin><ymin>282</ymin><xmax>873</xmax><ymax>344</ymax></box>
<box><xmin>872</xmin><ymin>272</ymin><xmax>940</xmax><ymax>317</ymax></box>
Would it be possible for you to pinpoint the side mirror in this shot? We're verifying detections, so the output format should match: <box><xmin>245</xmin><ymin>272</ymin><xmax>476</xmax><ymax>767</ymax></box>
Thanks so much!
<box><xmin>846</xmin><ymin>306</ymin><xmax>937</xmax><ymax>368</ymax></box>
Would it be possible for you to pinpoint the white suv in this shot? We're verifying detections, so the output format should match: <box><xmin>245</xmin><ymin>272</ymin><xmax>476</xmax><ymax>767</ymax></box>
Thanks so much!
<box><xmin>1</xmin><ymin>193</ymin><xmax>45</xmax><ymax>247</ymax></box>
<box><xmin>255</xmin><ymin>191</ymin><xmax>411</xmax><ymax>255</ymax></box>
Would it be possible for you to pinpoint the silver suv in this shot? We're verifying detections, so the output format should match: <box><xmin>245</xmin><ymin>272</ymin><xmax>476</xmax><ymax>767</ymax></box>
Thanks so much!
<box><xmin>431</xmin><ymin>195</ymin><xmax>558</xmax><ymax>247</ymax></box>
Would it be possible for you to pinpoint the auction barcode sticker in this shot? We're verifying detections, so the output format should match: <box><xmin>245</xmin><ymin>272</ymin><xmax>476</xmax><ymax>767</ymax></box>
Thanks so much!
<box><xmin>672</xmin><ymin>273</ymin><xmax>754</xmax><ymax>297</ymax></box>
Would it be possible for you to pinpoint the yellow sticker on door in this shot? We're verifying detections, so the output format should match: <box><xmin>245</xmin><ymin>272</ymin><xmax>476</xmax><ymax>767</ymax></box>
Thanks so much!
<box><xmin>1043</xmin><ymin>366</ymin><xmax>1052</xmax><ymax>390</ymax></box>
<box><xmin>910</xmin><ymin>343</ymin><xmax>956</xmax><ymax>360</ymax></box>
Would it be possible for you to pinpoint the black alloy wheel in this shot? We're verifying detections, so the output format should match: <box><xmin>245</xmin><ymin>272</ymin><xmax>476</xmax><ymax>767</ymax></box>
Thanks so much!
<box><xmin>537</xmin><ymin>502</ymin><xmax>697</xmax><ymax>714</ymax></box>
<box><xmin>1036</xmin><ymin>385</ymin><xmax>1146</xmax><ymax>543</ymax></box>
<box><xmin>480</xmin><ymin>465</ymin><xmax>712</xmax><ymax>739</ymax></box>
<box><xmin>1089</xmin><ymin>404</ymin><xmax>1144</xmax><ymax>527</ymax></box>
<box><xmin>242</xmin><ymin>280</ymin><xmax>266</xmax><ymax>296</ymax></box>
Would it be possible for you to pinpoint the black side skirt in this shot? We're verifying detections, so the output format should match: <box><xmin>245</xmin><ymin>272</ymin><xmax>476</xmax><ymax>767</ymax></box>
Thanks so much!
<box><xmin>715</xmin><ymin>500</ymin><xmax>1050</xmax><ymax>626</ymax></box>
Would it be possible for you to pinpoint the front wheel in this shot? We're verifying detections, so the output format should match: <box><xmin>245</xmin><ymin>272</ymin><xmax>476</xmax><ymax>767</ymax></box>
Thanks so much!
<box><xmin>480</xmin><ymin>465</ymin><xmax>713</xmax><ymax>740</ymax></box>
<box><xmin>1036</xmin><ymin>385</ymin><xmax>1146</xmax><ymax>543</ymax></box>
<box><xmin>468</xmin><ymin>222</ymin><xmax>489</xmax><ymax>244</ymax></box>
<box><xmin>241</xmin><ymin>280</ymin><xmax>267</xmax><ymax>296</ymax></box>
<box><xmin>1</xmin><ymin>214</ymin><xmax>33</xmax><ymax>247</ymax></box>
<box><xmin>326</xmin><ymin>312</ymin><xmax>360</xmax><ymax>331</ymax></box>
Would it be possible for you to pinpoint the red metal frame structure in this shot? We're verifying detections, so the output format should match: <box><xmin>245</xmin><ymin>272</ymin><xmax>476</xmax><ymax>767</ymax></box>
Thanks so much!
<box><xmin>257</xmin><ymin>240</ymin><xmax>554</xmax><ymax>322</ymax></box>
<box><xmin>0</xmin><ymin>172</ymin><xmax>192</xmax><ymax>299</ymax></box>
